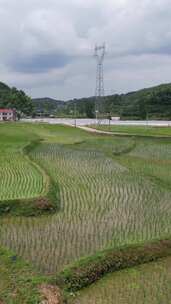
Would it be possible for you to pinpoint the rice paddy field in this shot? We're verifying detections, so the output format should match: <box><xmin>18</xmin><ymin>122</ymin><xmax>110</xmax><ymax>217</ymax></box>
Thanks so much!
<box><xmin>0</xmin><ymin>123</ymin><xmax>171</xmax><ymax>303</ymax></box>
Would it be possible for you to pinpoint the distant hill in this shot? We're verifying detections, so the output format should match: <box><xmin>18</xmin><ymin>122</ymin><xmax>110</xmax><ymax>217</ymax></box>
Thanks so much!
<box><xmin>0</xmin><ymin>82</ymin><xmax>10</xmax><ymax>92</ymax></box>
<box><xmin>66</xmin><ymin>83</ymin><xmax>171</xmax><ymax>120</ymax></box>
<box><xmin>118</xmin><ymin>83</ymin><xmax>171</xmax><ymax>119</ymax></box>
<box><xmin>32</xmin><ymin>97</ymin><xmax>65</xmax><ymax>114</ymax></box>
<box><xmin>1</xmin><ymin>81</ymin><xmax>171</xmax><ymax>119</ymax></box>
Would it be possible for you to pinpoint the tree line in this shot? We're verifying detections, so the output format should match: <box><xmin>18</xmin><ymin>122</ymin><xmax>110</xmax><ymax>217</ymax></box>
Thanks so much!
<box><xmin>67</xmin><ymin>83</ymin><xmax>171</xmax><ymax>119</ymax></box>
<box><xmin>1</xmin><ymin>81</ymin><xmax>171</xmax><ymax>120</ymax></box>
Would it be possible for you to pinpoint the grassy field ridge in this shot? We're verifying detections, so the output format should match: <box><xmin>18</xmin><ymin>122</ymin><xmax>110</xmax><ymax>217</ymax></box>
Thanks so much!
<box><xmin>57</xmin><ymin>238</ymin><xmax>171</xmax><ymax>292</ymax></box>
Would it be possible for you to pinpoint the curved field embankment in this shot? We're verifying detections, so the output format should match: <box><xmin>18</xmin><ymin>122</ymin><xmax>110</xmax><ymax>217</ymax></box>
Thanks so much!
<box><xmin>0</xmin><ymin>140</ymin><xmax>59</xmax><ymax>216</ymax></box>
<box><xmin>69</xmin><ymin>256</ymin><xmax>171</xmax><ymax>304</ymax></box>
<box><xmin>57</xmin><ymin>238</ymin><xmax>171</xmax><ymax>292</ymax></box>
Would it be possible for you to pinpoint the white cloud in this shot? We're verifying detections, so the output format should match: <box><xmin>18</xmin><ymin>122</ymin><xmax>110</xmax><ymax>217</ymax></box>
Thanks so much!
<box><xmin>0</xmin><ymin>0</ymin><xmax>171</xmax><ymax>99</ymax></box>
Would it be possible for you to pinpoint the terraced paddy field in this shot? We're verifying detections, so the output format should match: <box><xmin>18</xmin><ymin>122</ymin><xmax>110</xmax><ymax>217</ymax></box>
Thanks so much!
<box><xmin>0</xmin><ymin>125</ymin><xmax>46</xmax><ymax>201</ymax></box>
<box><xmin>0</xmin><ymin>153</ymin><xmax>47</xmax><ymax>201</ymax></box>
<box><xmin>0</xmin><ymin>123</ymin><xmax>171</xmax><ymax>303</ymax></box>
<box><xmin>0</xmin><ymin>123</ymin><xmax>89</xmax><ymax>213</ymax></box>
<box><xmin>0</xmin><ymin>124</ymin><xmax>171</xmax><ymax>271</ymax></box>
<box><xmin>70</xmin><ymin>257</ymin><xmax>171</xmax><ymax>304</ymax></box>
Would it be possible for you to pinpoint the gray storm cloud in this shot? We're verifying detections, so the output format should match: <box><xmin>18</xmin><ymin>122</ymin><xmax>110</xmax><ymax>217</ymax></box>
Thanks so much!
<box><xmin>0</xmin><ymin>0</ymin><xmax>171</xmax><ymax>99</ymax></box>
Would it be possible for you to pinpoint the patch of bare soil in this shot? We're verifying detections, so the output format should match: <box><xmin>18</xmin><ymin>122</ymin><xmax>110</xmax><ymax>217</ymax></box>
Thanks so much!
<box><xmin>0</xmin><ymin>300</ymin><xmax>4</xmax><ymax>304</ymax></box>
<box><xmin>36</xmin><ymin>198</ymin><xmax>53</xmax><ymax>210</ymax></box>
<box><xmin>40</xmin><ymin>284</ymin><xmax>63</xmax><ymax>304</ymax></box>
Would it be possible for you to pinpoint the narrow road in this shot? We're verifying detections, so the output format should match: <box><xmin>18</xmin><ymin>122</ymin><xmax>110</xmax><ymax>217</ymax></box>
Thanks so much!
<box><xmin>77</xmin><ymin>126</ymin><xmax>171</xmax><ymax>138</ymax></box>
<box><xmin>77</xmin><ymin>126</ymin><xmax>115</xmax><ymax>135</ymax></box>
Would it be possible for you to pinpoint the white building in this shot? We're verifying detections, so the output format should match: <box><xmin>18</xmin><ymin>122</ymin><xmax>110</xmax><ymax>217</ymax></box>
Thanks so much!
<box><xmin>0</xmin><ymin>109</ymin><xmax>16</xmax><ymax>121</ymax></box>
<box><xmin>111</xmin><ymin>116</ymin><xmax>120</xmax><ymax>121</ymax></box>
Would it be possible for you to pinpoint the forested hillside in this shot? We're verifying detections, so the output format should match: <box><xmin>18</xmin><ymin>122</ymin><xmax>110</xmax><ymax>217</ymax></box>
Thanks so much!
<box><xmin>1</xmin><ymin>81</ymin><xmax>171</xmax><ymax>119</ymax></box>
<box><xmin>32</xmin><ymin>97</ymin><xmax>64</xmax><ymax>115</ymax></box>
<box><xmin>67</xmin><ymin>83</ymin><xmax>171</xmax><ymax>119</ymax></box>
<box><xmin>0</xmin><ymin>82</ymin><xmax>34</xmax><ymax>116</ymax></box>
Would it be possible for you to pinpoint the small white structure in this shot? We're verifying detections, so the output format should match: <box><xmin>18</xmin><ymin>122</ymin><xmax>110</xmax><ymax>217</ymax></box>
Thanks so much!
<box><xmin>0</xmin><ymin>109</ymin><xmax>16</xmax><ymax>121</ymax></box>
<box><xmin>111</xmin><ymin>116</ymin><xmax>120</xmax><ymax>121</ymax></box>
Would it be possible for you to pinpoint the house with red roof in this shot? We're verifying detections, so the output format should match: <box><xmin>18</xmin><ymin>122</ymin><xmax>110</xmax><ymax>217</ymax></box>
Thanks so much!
<box><xmin>0</xmin><ymin>109</ymin><xmax>16</xmax><ymax>121</ymax></box>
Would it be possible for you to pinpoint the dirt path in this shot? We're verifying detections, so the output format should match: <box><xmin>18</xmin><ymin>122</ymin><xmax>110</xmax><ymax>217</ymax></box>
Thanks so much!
<box><xmin>77</xmin><ymin>126</ymin><xmax>115</xmax><ymax>135</ymax></box>
<box><xmin>40</xmin><ymin>284</ymin><xmax>63</xmax><ymax>304</ymax></box>
<box><xmin>77</xmin><ymin>126</ymin><xmax>171</xmax><ymax>138</ymax></box>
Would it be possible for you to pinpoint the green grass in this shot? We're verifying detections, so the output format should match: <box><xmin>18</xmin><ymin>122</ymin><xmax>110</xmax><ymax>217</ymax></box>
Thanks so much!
<box><xmin>69</xmin><ymin>257</ymin><xmax>171</xmax><ymax>304</ymax></box>
<box><xmin>0</xmin><ymin>247</ymin><xmax>48</xmax><ymax>303</ymax></box>
<box><xmin>91</xmin><ymin>125</ymin><xmax>171</xmax><ymax>137</ymax></box>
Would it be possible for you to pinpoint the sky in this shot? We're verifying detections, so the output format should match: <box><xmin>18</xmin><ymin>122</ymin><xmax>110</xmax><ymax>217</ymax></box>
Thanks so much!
<box><xmin>1</xmin><ymin>0</ymin><xmax>171</xmax><ymax>100</ymax></box>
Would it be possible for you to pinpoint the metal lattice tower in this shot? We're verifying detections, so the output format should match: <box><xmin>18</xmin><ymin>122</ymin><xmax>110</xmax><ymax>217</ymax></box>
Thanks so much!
<box><xmin>94</xmin><ymin>43</ymin><xmax>106</xmax><ymax>119</ymax></box>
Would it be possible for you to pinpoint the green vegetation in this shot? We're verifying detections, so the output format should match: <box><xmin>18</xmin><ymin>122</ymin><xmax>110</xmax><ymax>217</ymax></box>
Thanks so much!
<box><xmin>0</xmin><ymin>82</ymin><xmax>34</xmax><ymax>116</ymax></box>
<box><xmin>0</xmin><ymin>246</ymin><xmax>48</xmax><ymax>303</ymax></box>
<box><xmin>32</xmin><ymin>82</ymin><xmax>171</xmax><ymax>120</ymax></box>
<box><xmin>70</xmin><ymin>257</ymin><xmax>171</xmax><ymax>304</ymax></box>
<box><xmin>1</xmin><ymin>80</ymin><xmax>171</xmax><ymax>119</ymax></box>
<box><xmin>32</xmin><ymin>97</ymin><xmax>64</xmax><ymax>116</ymax></box>
<box><xmin>58</xmin><ymin>239</ymin><xmax>171</xmax><ymax>292</ymax></box>
<box><xmin>64</xmin><ymin>83</ymin><xmax>171</xmax><ymax>119</ymax></box>
<box><xmin>107</xmin><ymin>82</ymin><xmax>171</xmax><ymax>120</ymax></box>
<box><xmin>0</xmin><ymin>123</ymin><xmax>61</xmax><ymax>216</ymax></box>
<box><xmin>0</xmin><ymin>123</ymin><xmax>171</xmax><ymax>302</ymax></box>
<box><xmin>0</xmin><ymin>124</ymin><xmax>170</xmax><ymax>272</ymax></box>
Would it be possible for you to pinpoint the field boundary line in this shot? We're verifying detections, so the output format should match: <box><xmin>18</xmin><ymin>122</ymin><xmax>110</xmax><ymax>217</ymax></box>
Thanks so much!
<box><xmin>57</xmin><ymin>238</ymin><xmax>171</xmax><ymax>293</ymax></box>
<box><xmin>23</xmin><ymin>140</ymin><xmax>50</xmax><ymax>196</ymax></box>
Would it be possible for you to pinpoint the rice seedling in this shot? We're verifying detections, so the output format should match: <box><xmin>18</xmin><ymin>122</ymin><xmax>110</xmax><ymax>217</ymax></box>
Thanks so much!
<box><xmin>0</xmin><ymin>153</ymin><xmax>47</xmax><ymax>200</ymax></box>
<box><xmin>0</xmin><ymin>128</ymin><xmax>170</xmax><ymax>275</ymax></box>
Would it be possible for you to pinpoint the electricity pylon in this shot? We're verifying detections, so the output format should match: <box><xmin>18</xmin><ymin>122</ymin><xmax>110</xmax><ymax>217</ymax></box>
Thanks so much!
<box><xmin>94</xmin><ymin>43</ymin><xmax>106</xmax><ymax>122</ymax></box>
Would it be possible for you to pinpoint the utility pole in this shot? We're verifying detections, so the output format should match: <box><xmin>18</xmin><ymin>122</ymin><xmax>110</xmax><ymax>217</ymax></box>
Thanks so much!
<box><xmin>74</xmin><ymin>101</ymin><xmax>77</xmax><ymax>127</ymax></box>
<box><xmin>94</xmin><ymin>43</ymin><xmax>106</xmax><ymax>124</ymax></box>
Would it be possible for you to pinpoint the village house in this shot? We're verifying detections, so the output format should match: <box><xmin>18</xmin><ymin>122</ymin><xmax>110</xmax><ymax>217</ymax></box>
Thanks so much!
<box><xmin>0</xmin><ymin>109</ymin><xmax>16</xmax><ymax>121</ymax></box>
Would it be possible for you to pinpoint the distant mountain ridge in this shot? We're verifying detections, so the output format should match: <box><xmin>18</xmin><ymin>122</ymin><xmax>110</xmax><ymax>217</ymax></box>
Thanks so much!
<box><xmin>1</xmin><ymin>81</ymin><xmax>171</xmax><ymax>119</ymax></box>
<box><xmin>32</xmin><ymin>97</ymin><xmax>64</xmax><ymax>114</ymax></box>
<box><xmin>64</xmin><ymin>82</ymin><xmax>171</xmax><ymax>119</ymax></box>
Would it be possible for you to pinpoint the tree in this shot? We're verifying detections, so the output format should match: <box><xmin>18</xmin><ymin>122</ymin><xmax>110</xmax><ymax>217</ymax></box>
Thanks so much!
<box><xmin>0</xmin><ymin>83</ymin><xmax>34</xmax><ymax>116</ymax></box>
<box><xmin>85</xmin><ymin>101</ymin><xmax>95</xmax><ymax>118</ymax></box>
